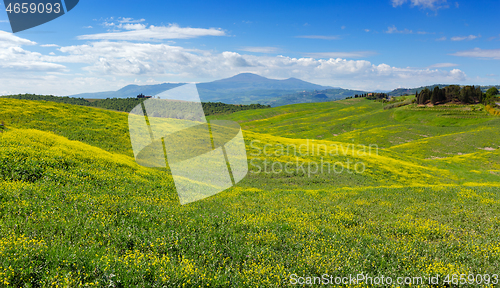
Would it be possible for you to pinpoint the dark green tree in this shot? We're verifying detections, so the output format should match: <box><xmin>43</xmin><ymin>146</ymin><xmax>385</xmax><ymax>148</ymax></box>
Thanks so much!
<box><xmin>486</xmin><ymin>87</ymin><xmax>499</xmax><ymax>96</ymax></box>
<box><xmin>475</xmin><ymin>86</ymin><xmax>482</xmax><ymax>103</ymax></box>
<box><xmin>459</xmin><ymin>86</ymin><xmax>473</xmax><ymax>104</ymax></box>
<box><xmin>431</xmin><ymin>86</ymin><xmax>440</xmax><ymax>104</ymax></box>
<box><xmin>417</xmin><ymin>88</ymin><xmax>431</xmax><ymax>104</ymax></box>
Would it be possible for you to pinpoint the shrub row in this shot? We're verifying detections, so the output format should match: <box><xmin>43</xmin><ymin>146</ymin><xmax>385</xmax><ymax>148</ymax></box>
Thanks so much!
<box><xmin>485</xmin><ymin>105</ymin><xmax>500</xmax><ymax>116</ymax></box>
<box><xmin>383</xmin><ymin>98</ymin><xmax>414</xmax><ymax>110</ymax></box>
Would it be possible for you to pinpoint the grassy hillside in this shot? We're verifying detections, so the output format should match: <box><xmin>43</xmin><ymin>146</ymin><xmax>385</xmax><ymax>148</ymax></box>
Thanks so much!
<box><xmin>1</xmin><ymin>97</ymin><xmax>500</xmax><ymax>286</ymax></box>
<box><xmin>209</xmin><ymin>98</ymin><xmax>500</xmax><ymax>156</ymax></box>
<box><xmin>0</xmin><ymin>95</ymin><xmax>272</xmax><ymax>116</ymax></box>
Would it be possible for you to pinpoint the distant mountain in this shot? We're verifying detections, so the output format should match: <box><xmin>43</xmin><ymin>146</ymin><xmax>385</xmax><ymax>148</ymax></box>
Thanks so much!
<box><xmin>387</xmin><ymin>85</ymin><xmax>449</xmax><ymax>97</ymax></box>
<box><xmin>264</xmin><ymin>88</ymin><xmax>368</xmax><ymax>106</ymax></box>
<box><xmin>197</xmin><ymin>73</ymin><xmax>331</xmax><ymax>91</ymax></box>
<box><xmin>68</xmin><ymin>73</ymin><xmax>335</xmax><ymax>106</ymax></box>
<box><xmin>195</xmin><ymin>73</ymin><xmax>335</xmax><ymax>105</ymax></box>
<box><xmin>70</xmin><ymin>83</ymin><xmax>185</xmax><ymax>99</ymax></box>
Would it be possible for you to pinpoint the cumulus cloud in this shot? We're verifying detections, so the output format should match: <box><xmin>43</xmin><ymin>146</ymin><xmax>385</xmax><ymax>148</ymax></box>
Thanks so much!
<box><xmin>451</xmin><ymin>48</ymin><xmax>500</xmax><ymax>60</ymax></box>
<box><xmin>385</xmin><ymin>25</ymin><xmax>413</xmax><ymax>34</ymax></box>
<box><xmin>34</xmin><ymin>41</ymin><xmax>467</xmax><ymax>90</ymax></box>
<box><xmin>304</xmin><ymin>51</ymin><xmax>377</xmax><ymax>59</ymax></box>
<box><xmin>0</xmin><ymin>31</ymin><xmax>66</xmax><ymax>72</ymax></box>
<box><xmin>0</xmin><ymin>75</ymin><xmax>129</xmax><ymax>96</ymax></box>
<box><xmin>120</xmin><ymin>23</ymin><xmax>146</xmax><ymax>30</ymax></box>
<box><xmin>296</xmin><ymin>35</ymin><xmax>340</xmax><ymax>40</ymax></box>
<box><xmin>77</xmin><ymin>24</ymin><xmax>225</xmax><ymax>41</ymax></box>
<box><xmin>427</xmin><ymin>63</ymin><xmax>458</xmax><ymax>68</ymax></box>
<box><xmin>0</xmin><ymin>30</ymin><xmax>36</xmax><ymax>47</ymax></box>
<box><xmin>118</xmin><ymin>17</ymin><xmax>146</xmax><ymax>24</ymax></box>
<box><xmin>392</xmin><ymin>0</ymin><xmax>449</xmax><ymax>9</ymax></box>
<box><xmin>239</xmin><ymin>46</ymin><xmax>280</xmax><ymax>53</ymax></box>
<box><xmin>0</xmin><ymin>31</ymin><xmax>470</xmax><ymax>94</ymax></box>
<box><xmin>450</xmin><ymin>35</ymin><xmax>479</xmax><ymax>41</ymax></box>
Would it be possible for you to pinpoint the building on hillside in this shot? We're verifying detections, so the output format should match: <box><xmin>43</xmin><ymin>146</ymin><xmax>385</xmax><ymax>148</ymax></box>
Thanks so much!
<box><xmin>367</xmin><ymin>93</ymin><xmax>373</xmax><ymax>97</ymax></box>
<box><xmin>137</xmin><ymin>93</ymin><xmax>152</xmax><ymax>99</ymax></box>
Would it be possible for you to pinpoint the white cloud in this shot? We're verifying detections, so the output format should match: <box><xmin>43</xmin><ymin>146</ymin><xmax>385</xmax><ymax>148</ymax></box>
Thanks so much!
<box><xmin>451</xmin><ymin>48</ymin><xmax>500</xmax><ymax>60</ymax></box>
<box><xmin>436</xmin><ymin>36</ymin><xmax>447</xmax><ymax>41</ymax></box>
<box><xmin>239</xmin><ymin>46</ymin><xmax>280</xmax><ymax>53</ymax></box>
<box><xmin>97</xmin><ymin>17</ymin><xmax>145</xmax><ymax>28</ymax></box>
<box><xmin>83</xmin><ymin>26</ymin><xmax>93</xmax><ymax>29</ymax></box>
<box><xmin>341</xmin><ymin>26</ymin><xmax>346</xmax><ymax>30</ymax></box>
<box><xmin>31</xmin><ymin>41</ymin><xmax>467</xmax><ymax>91</ymax></box>
<box><xmin>392</xmin><ymin>0</ymin><xmax>449</xmax><ymax>9</ymax></box>
<box><xmin>385</xmin><ymin>25</ymin><xmax>413</xmax><ymax>34</ymax></box>
<box><xmin>0</xmin><ymin>30</ymin><xmax>36</xmax><ymax>47</ymax></box>
<box><xmin>117</xmin><ymin>17</ymin><xmax>146</xmax><ymax>24</ymax></box>
<box><xmin>0</xmin><ymin>31</ymin><xmax>470</xmax><ymax>94</ymax></box>
<box><xmin>77</xmin><ymin>24</ymin><xmax>225</xmax><ymax>41</ymax></box>
<box><xmin>40</xmin><ymin>44</ymin><xmax>59</xmax><ymax>47</ymax></box>
<box><xmin>0</xmin><ymin>31</ymin><xmax>65</xmax><ymax>73</ymax></box>
<box><xmin>0</xmin><ymin>20</ymin><xmax>9</xmax><ymax>23</ymax></box>
<box><xmin>450</xmin><ymin>35</ymin><xmax>479</xmax><ymax>41</ymax></box>
<box><xmin>0</xmin><ymin>76</ymin><xmax>128</xmax><ymax>96</ymax></box>
<box><xmin>120</xmin><ymin>23</ymin><xmax>146</xmax><ymax>30</ymax></box>
<box><xmin>427</xmin><ymin>63</ymin><xmax>458</xmax><ymax>68</ymax></box>
<box><xmin>304</xmin><ymin>51</ymin><xmax>377</xmax><ymax>58</ymax></box>
<box><xmin>364</xmin><ymin>29</ymin><xmax>370</xmax><ymax>32</ymax></box>
<box><xmin>296</xmin><ymin>35</ymin><xmax>340</xmax><ymax>40</ymax></box>
<box><xmin>391</xmin><ymin>0</ymin><xmax>407</xmax><ymax>7</ymax></box>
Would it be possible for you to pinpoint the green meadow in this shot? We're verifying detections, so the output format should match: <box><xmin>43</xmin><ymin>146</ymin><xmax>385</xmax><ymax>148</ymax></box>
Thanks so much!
<box><xmin>1</xmin><ymin>97</ymin><xmax>500</xmax><ymax>287</ymax></box>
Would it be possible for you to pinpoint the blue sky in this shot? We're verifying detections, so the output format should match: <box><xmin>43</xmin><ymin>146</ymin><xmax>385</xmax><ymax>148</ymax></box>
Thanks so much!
<box><xmin>0</xmin><ymin>0</ymin><xmax>499</xmax><ymax>95</ymax></box>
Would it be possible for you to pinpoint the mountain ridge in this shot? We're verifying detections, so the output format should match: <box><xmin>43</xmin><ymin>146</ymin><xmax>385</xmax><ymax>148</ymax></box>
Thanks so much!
<box><xmin>68</xmin><ymin>73</ymin><xmax>333</xmax><ymax>102</ymax></box>
<box><xmin>65</xmin><ymin>73</ymin><xmax>500</xmax><ymax>107</ymax></box>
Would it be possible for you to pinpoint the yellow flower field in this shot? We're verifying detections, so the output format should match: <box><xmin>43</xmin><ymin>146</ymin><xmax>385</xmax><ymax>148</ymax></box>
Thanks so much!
<box><xmin>1</xmin><ymin>98</ymin><xmax>500</xmax><ymax>287</ymax></box>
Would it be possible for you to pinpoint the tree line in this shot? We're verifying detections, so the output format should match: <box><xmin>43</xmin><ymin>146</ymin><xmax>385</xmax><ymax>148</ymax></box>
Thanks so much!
<box><xmin>201</xmin><ymin>102</ymin><xmax>270</xmax><ymax>115</ymax></box>
<box><xmin>416</xmin><ymin>85</ymin><xmax>499</xmax><ymax>105</ymax></box>
<box><xmin>0</xmin><ymin>94</ymin><xmax>271</xmax><ymax>116</ymax></box>
<box><xmin>352</xmin><ymin>93</ymin><xmax>389</xmax><ymax>100</ymax></box>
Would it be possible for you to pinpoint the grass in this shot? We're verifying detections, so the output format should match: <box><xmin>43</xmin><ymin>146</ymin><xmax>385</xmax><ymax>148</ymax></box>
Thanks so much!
<box><xmin>1</xmin><ymin>97</ymin><xmax>500</xmax><ymax>286</ymax></box>
<box><xmin>0</xmin><ymin>99</ymin><xmax>132</xmax><ymax>156</ymax></box>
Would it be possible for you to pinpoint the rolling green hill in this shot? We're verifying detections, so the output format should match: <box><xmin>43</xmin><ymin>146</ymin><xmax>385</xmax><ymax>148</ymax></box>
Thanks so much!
<box><xmin>0</xmin><ymin>94</ymin><xmax>272</xmax><ymax>116</ymax></box>
<box><xmin>1</xmin><ymin>97</ymin><xmax>500</xmax><ymax>286</ymax></box>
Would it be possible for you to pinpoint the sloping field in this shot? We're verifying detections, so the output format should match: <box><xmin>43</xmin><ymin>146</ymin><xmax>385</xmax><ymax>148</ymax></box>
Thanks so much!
<box><xmin>1</xmin><ymin>98</ymin><xmax>500</xmax><ymax>286</ymax></box>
